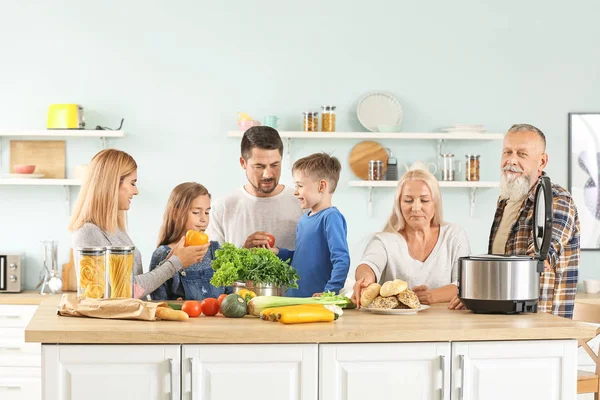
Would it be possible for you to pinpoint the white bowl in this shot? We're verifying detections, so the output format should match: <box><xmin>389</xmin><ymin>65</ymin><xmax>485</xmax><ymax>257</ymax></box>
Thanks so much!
<box><xmin>583</xmin><ymin>279</ymin><xmax>600</xmax><ymax>294</ymax></box>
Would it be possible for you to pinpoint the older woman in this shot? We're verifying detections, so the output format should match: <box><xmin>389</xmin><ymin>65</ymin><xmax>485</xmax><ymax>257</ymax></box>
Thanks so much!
<box><xmin>352</xmin><ymin>169</ymin><xmax>471</xmax><ymax>307</ymax></box>
<box><xmin>69</xmin><ymin>149</ymin><xmax>208</xmax><ymax>299</ymax></box>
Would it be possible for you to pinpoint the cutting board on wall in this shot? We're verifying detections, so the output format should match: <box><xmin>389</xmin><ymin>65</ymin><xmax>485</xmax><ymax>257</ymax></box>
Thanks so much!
<box><xmin>349</xmin><ymin>140</ymin><xmax>389</xmax><ymax>180</ymax></box>
<box><xmin>10</xmin><ymin>140</ymin><xmax>66</xmax><ymax>179</ymax></box>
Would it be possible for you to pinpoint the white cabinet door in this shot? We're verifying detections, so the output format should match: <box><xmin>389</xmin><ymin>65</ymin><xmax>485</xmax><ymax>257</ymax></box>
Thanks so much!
<box><xmin>320</xmin><ymin>342</ymin><xmax>451</xmax><ymax>400</ymax></box>
<box><xmin>182</xmin><ymin>344</ymin><xmax>318</xmax><ymax>400</ymax></box>
<box><xmin>452</xmin><ymin>340</ymin><xmax>577</xmax><ymax>400</ymax></box>
<box><xmin>43</xmin><ymin>344</ymin><xmax>180</xmax><ymax>400</ymax></box>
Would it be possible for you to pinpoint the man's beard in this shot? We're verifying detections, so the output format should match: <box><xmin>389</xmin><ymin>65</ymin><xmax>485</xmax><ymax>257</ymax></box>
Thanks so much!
<box><xmin>248</xmin><ymin>175</ymin><xmax>278</xmax><ymax>194</ymax></box>
<box><xmin>499</xmin><ymin>165</ymin><xmax>534</xmax><ymax>201</ymax></box>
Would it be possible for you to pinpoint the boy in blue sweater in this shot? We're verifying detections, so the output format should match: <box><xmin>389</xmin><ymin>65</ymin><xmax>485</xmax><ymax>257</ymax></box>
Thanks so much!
<box><xmin>272</xmin><ymin>152</ymin><xmax>350</xmax><ymax>297</ymax></box>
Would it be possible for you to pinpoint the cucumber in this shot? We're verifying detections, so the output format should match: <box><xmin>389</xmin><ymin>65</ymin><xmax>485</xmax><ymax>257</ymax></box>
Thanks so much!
<box><xmin>167</xmin><ymin>302</ymin><xmax>183</xmax><ymax>311</ymax></box>
<box><xmin>220</xmin><ymin>294</ymin><xmax>248</xmax><ymax>318</ymax></box>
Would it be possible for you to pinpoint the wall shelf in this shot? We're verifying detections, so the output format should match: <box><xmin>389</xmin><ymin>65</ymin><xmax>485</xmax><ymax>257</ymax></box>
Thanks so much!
<box><xmin>227</xmin><ymin>130</ymin><xmax>504</xmax><ymax>140</ymax></box>
<box><xmin>349</xmin><ymin>180</ymin><xmax>499</xmax><ymax>188</ymax></box>
<box><xmin>0</xmin><ymin>178</ymin><xmax>82</xmax><ymax>186</ymax></box>
<box><xmin>349</xmin><ymin>180</ymin><xmax>500</xmax><ymax>217</ymax></box>
<box><xmin>0</xmin><ymin>129</ymin><xmax>125</xmax><ymax>138</ymax></box>
<box><xmin>0</xmin><ymin>130</ymin><xmax>125</xmax><ymax>213</ymax></box>
<box><xmin>0</xmin><ymin>129</ymin><xmax>126</xmax><ymax>149</ymax></box>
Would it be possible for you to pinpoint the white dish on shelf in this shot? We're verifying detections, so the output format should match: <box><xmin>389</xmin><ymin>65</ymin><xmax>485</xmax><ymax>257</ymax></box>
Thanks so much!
<box><xmin>361</xmin><ymin>304</ymin><xmax>430</xmax><ymax>315</ymax></box>
<box><xmin>4</xmin><ymin>173</ymin><xmax>45</xmax><ymax>179</ymax></box>
<box><xmin>357</xmin><ymin>92</ymin><xmax>403</xmax><ymax>132</ymax></box>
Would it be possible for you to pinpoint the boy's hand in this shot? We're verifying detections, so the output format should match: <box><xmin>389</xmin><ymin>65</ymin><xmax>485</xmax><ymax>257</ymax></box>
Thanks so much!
<box><xmin>243</xmin><ymin>231</ymin><xmax>272</xmax><ymax>248</ymax></box>
<box><xmin>312</xmin><ymin>292</ymin><xmax>323</xmax><ymax>297</ymax></box>
<box><xmin>269</xmin><ymin>246</ymin><xmax>280</xmax><ymax>255</ymax></box>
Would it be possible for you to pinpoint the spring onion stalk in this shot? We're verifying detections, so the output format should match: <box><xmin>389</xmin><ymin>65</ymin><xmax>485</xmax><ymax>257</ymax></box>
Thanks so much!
<box><xmin>248</xmin><ymin>295</ymin><xmax>351</xmax><ymax>316</ymax></box>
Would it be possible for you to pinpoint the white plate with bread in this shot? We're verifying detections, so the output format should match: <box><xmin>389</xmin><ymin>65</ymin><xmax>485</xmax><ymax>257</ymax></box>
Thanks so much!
<box><xmin>360</xmin><ymin>279</ymin><xmax>428</xmax><ymax>315</ymax></box>
<box><xmin>361</xmin><ymin>304</ymin><xmax>430</xmax><ymax>315</ymax></box>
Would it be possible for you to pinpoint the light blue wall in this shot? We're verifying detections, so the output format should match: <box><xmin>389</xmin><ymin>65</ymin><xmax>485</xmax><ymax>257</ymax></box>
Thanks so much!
<box><xmin>1</xmin><ymin>1</ymin><xmax>599</xmax><ymax>291</ymax></box>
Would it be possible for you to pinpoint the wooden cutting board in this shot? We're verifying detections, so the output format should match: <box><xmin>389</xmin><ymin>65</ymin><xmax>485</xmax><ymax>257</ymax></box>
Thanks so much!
<box><xmin>62</xmin><ymin>248</ymin><xmax>77</xmax><ymax>292</ymax></box>
<box><xmin>10</xmin><ymin>140</ymin><xmax>66</xmax><ymax>178</ymax></box>
<box><xmin>349</xmin><ymin>141</ymin><xmax>388</xmax><ymax>180</ymax></box>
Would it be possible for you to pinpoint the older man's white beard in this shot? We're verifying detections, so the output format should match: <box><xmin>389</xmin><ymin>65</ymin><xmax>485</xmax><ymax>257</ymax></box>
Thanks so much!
<box><xmin>499</xmin><ymin>171</ymin><xmax>533</xmax><ymax>201</ymax></box>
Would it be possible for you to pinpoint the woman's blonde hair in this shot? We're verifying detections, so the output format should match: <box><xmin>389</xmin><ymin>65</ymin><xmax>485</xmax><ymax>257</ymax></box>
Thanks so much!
<box><xmin>69</xmin><ymin>149</ymin><xmax>137</xmax><ymax>233</ymax></box>
<box><xmin>157</xmin><ymin>182</ymin><xmax>211</xmax><ymax>247</ymax></box>
<box><xmin>383</xmin><ymin>169</ymin><xmax>444</xmax><ymax>233</ymax></box>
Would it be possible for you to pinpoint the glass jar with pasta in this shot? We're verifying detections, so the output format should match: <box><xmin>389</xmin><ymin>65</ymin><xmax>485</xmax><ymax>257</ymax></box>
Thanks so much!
<box><xmin>303</xmin><ymin>111</ymin><xmax>319</xmax><ymax>132</ymax></box>
<box><xmin>74</xmin><ymin>247</ymin><xmax>107</xmax><ymax>299</ymax></box>
<box><xmin>106</xmin><ymin>246</ymin><xmax>135</xmax><ymax>298</ymax></box>
<box><xmin>321</xmin><ymin>105</ymin><xmax>336</xmax><ymax>132</ymax></box>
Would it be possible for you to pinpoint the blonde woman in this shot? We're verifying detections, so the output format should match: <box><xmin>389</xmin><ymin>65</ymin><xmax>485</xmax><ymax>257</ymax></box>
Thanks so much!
<box><xmin>351</xmin><ymin>170</ymin><xmax>471</xmax><ymax>307</ymax></box>
<box><xmin>69</xmin><ymin>149</ymin><xmax>208</xmax><ymax>299</ymax></box>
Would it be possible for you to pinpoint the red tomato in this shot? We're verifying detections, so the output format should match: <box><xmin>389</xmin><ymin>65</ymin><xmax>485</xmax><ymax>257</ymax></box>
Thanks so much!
<box><xmin>181</xmin><ymin>300</ymin><xmax>201</xmax><ymax>318</ymax></box>
<box><xmin>266</xmin><ymin>234</ymin><xmax>275</xmax><ymax>248</ymax></box>
<box><xmin>201</xmin><ymin>298</ymin><xmax>220</xmax><ymax>316</ymax></box>
<box><xmin>217</xmin><ymin>294</ymin><xmax>227</xmax><ymax>306</ymax></box>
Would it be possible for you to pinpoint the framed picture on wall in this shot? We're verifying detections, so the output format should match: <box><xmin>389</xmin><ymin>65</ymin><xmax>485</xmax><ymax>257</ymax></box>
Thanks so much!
<box><xmin>569</xmin><ymin>112</ymin><xmax>600</xmax><ymax>250</ymax></box>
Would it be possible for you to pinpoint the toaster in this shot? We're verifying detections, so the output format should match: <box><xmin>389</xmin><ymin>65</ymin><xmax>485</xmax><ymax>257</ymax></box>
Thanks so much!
<box><xmin>47</xmin><ymin>104</ymin><xmax>85</xmax><ymax>129</ymax></box>
<box><xmin>0</xmin><ymin>254</ymin><xmax>23</xmax><ymax>293</ymax></box>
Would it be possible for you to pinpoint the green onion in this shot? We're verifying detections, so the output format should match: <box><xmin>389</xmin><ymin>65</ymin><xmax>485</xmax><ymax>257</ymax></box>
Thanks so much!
<box><xmin>248</xmin><ymin>295</ymin><xmax>350</xmax><ymax>316</ymax></box>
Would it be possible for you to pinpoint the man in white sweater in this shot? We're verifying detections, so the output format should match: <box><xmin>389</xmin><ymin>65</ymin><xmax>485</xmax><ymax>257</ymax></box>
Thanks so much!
<box><xmin>208</xmin><ymin>126</ymin><xmax>304</xmax><ymax>250</ymax></box>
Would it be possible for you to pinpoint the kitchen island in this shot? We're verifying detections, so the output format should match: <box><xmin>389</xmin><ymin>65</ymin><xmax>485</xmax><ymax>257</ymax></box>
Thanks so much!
<box><xmin>26</xmin><ymin>296</ymin><xmax>595</xmax><ymax>400</ymax></box>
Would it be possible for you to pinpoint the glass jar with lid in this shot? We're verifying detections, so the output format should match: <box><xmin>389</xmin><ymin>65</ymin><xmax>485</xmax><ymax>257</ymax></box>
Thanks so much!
<box><xmin>303</xmin><ymin>111</ymin><xmax>319</xmax><ymax>132</ymax></box>
<box><xmin>74</xmin><ymin>247</ymin><xmax>107</xmax><ymax>299</ymax></box>
<box><xmin>368</xmin><ymin>160</ymin><xmax>385</xmax><ymax>181</ymax></box>
<box><xmin>465</xmin><ymin>154</ymin><xmax>481</xmax><ymax>181</ymax></box>
<box><xmin>106</xmin><ymin>246</ymin><xmax>135</xmax><ymax>298</ymax></box>
<box><xmin>321</xmin><ymin>105</ymin><xmax>336</xmax><ymax>132</ymax></box>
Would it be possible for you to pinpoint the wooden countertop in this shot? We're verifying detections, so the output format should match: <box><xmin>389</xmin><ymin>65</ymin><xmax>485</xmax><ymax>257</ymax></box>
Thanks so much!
<box><xmin>0</xmin><ymin>291</ymin><xmax>64</xmax><ymax>305</ymax></box>
<box><xmin>25</xmin><ymin>297</ymin><xmax>596</xmax><ymax>344</ymax></box>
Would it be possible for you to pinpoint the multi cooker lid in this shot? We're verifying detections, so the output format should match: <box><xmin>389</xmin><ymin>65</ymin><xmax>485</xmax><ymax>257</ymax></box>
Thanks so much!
<box><xmin>533</xmin><ymin>175</ymin><xmax>553</xmax><ymax>261</ymax></box>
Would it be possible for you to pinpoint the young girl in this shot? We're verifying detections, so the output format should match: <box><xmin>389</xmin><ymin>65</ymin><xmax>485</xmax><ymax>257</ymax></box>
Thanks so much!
<box><xmin>150</xmin><ymin>182</ymin><xmax>232</xmax><ymax>300</ymax></box>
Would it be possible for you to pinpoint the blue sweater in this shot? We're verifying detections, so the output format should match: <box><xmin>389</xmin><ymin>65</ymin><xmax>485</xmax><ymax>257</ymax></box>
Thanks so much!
<box><xmin>149</xmin><ymin>241</ymin><xmax>232</xmax><ymax>300</ymax></box>
<box><xmin>278</xmin><ymin>207</ymin><xmax>350</xmax><ymax>297</ymax></box>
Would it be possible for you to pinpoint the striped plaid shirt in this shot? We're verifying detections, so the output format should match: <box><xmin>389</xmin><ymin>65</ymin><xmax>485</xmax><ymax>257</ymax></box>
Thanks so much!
<box><xmin>488</xmin><ymin>175</ymin><xmax>580</xmax><ymax>319</ymax></box>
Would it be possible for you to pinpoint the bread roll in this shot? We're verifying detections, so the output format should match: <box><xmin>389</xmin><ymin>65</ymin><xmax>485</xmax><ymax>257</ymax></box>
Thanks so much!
<box><xmin>396</xmin><ymin>288</ymin><xmax>421</xmax><ymax>309</ymax></box>
<box><xmin>156</xmin><ymin>306</ymin><xmax>189</xmax><ymax>321</ymax></box>
<box><xmin>360</xmin><ymin>283</ymin><xmax>381</xmax><ymax>307</ymax></box>
<box><xmin>380</xmin><ymin>279</ymin><xmax>408</xmax><ymax>297</ymax></box>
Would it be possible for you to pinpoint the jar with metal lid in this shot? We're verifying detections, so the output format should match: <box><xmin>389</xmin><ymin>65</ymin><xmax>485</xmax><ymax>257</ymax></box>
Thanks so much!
<box><xmin>465</xmin><ymin>154</ymin><xmax>480</xmax><ymax>181</ymax></box>
<box><xmin>368</xmin><ymin>160</ymin><xmax>385</xmax><ymax>181</ymax></box>
<box><xmin>74</xmin><ymin>246</ymin><xmax>107</xmax><ymax>299</ymax></box>
<box><xmin>303</xmin><ymin>111</ymin><xmax>319</xmax><ymax>132</ymax></box>
<box><xmin>321</xmin><ymin>105</ymin><xmax>336</xmax><ymax>132</ymax></box>
<box><xmin>106</xmin><ymin>246</ymin><xmax>135</xmax><ymax>298</ymax></box>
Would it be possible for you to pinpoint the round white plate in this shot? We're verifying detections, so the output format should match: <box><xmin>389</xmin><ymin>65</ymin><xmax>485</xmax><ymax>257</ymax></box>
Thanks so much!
<box><xmin>361</xmin><ymin>304</ymin><xmax>430</xmax><ymax>315</ymax></box>
<box><xmin>4</xmin><ymin>173</ymin><xmax>45</xmax><ymax>179</ymax></box>
<box><xmin>357</xmin><ymin>92</ymin><xmax>403</xmax><ymax>132</ymax></box>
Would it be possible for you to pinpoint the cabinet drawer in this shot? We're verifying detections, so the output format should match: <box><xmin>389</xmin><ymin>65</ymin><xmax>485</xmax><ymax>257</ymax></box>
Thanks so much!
<box><xmin>0</xmin><ymin>335</ymin><xmax>41</xmax><ymax>367</ymax></box>
<box><xmin>0</xmin><ymin>305</ymin><xmax>37</xmax><ymax>328</ymax></box>
<box><xmin>0</xmin><ymin>367</ymin><xmax>41</xmax><ymax>400</ymax></box>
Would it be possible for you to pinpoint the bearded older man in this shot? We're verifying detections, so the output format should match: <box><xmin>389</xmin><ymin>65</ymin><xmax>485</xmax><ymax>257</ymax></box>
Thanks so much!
<box><xmin>450</xmin><ymin>124</ymin><xmax>581</xmax><ymax>318</ymax></box>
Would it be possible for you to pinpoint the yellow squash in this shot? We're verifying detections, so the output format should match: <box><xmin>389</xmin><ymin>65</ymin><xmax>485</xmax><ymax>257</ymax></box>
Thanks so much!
<box><xmin>274</xmin><ymin>305</ymin><xmax>338</xmax><ymax>324</ymax></box>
